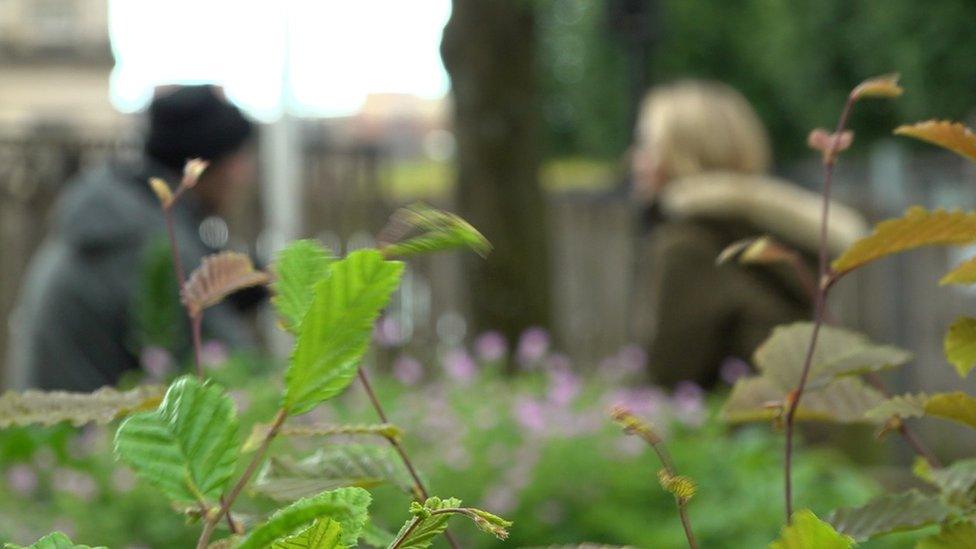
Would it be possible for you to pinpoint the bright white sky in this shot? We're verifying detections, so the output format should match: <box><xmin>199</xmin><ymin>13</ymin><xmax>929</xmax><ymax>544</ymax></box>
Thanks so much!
<box><xmin>108</xmin><ymin>0</ymin><xmax>452</xmax><ymax>121</ymax></box>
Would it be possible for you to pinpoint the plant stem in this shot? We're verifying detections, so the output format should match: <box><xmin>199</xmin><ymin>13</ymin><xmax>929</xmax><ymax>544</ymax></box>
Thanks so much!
<box><xmin>356</xmin><ymin>368</ymin><xmax>461</xmax><ymax>549</ymax></box>
<box><xmin>863</xmin><ymin>373</ymin><xmax>941</xmax><ymax>468</ymax></box>
<box><xmin>162</xmin><ymin>201</ymin><xmax>204</xmax><ymax>378</ymax></box>
<box><xmin>628</xmin><ymin>422</ymin><xmax>698</xmax><ymax>549</ymax></box>
<box><xmin>389</xmin><ymin>508</ymin><xmax>483</xmax><ymax>549</ymax></box>
<box><xmin>191</xmin><ymin>313</ymin><xmax>204</xmax><ymax>378</ymax></box>
<box><xmin>197</xmin><ymin>408</ymin><xmax>288</xmax><ymax>549</ymax></box>
<box><xmin>783</xmin><ymin>94</ymin><xmax>857</xmax><ymax>523</ymax></box>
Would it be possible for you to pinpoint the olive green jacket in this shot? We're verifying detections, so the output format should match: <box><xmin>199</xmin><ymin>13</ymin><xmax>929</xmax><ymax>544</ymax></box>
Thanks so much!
<box><xmin>642</xmin><ymin>172</ymin><xmax>867</xmax><ymax>387</ymax></box>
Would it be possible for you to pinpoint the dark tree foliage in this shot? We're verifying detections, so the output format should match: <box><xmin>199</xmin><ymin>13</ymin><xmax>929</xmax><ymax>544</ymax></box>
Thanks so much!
<box><xmin>538</xmin><ymin>0</ymin><xmax>976</xmax><ymax>160</ymax></box>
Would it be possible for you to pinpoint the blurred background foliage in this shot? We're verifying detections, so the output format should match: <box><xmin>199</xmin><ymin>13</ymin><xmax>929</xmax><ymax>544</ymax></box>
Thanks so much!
<box><xmin>538</xmin><ymin>0</ymin><xmax>976</xmax><ymax>162</ymax></box>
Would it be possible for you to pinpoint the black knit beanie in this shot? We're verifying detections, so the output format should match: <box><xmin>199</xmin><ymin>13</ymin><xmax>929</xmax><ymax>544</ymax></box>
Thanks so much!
<box><xmin>145</xmin><ymin>85</ymin><xmax>254</xmax><ymax>171</ymax></box>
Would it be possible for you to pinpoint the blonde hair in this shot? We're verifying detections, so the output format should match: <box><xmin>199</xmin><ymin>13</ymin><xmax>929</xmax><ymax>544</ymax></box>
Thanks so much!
<box><xmin>636</xmin><ymin>80</ymin><xmax>771</xmax><ymax>181</ymax></box>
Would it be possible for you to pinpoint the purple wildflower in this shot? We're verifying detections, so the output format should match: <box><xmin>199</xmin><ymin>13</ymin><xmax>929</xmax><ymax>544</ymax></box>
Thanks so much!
<box><xmin>443</xmin><ymin>348</ymin><xmax>477</xmax><ymax>384</ymax></box>
<box><xmin>617</xmin><ymin>345</ymin><xmax>647</xmax><ymax>373</ymax></box>
<box><xmin>52</xmin><ymin>468</ymin><xmax>98</xmax><ymax>501</ymax></box>
<box><xmin>201</xmin><ymin>340</ymin><xmax>228</xmax><ymax>369</ymax></box>
<box><xmin>514</xmin><ymin>397</ymin><xmax>547</xmax><ymax>433</ymax></box>
<box><xmin>672</xmin><ymin>381</ymin><xmax>706</xmax><ymax>427</ymax></box>
<box><xmin>374</xmin><ymin>315</ymin><xmax>405</xmax><ymax>347</ymax></box>
<box><xmin>141</xmin><ymin>346</ymin><xmax>173</xmax><ymax>380</ymax></box>
<box><xmin>517</xmin><ymin>327</ymin><xmax>550</xmax><ymax>366</ymax></box>
<box><xmin>5</xmin><ymin>464</ymin><xmax>38</xmax><ymax>496</ymax></box>
<box><xmin>392</xmin><ymin>354</ymin><xmax>423</xmax><ymax>386</ymax></box>
<box><xmin>720</xmin><ymin>356</ymin><xmax>752</xmax><ymax>385</ymax></box>
<box><xmin>474</xmin><ymin>331</ymin><xmax>508</xmax><ymax>362</ymax></box>
<box><xmin>547</xmin><ymin>366</ymin><xmax>581</xmax><ymax>407</ymax></box>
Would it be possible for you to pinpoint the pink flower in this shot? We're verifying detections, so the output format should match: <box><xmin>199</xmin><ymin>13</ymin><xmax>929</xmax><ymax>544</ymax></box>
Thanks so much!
<box><xmin>141</xmin><ymin>346</ymin><xmax>173</xmax><ymax>380</ymax></box>
<box><xmin>617</xmin><ymin>345</ymin><xmax>647</xmax><ymax>373</ymax></box>
<box><xmin>547</xmin><ymin>366</ymin><xmax>581</xmax><ymax>407</ymax></box>
<box><xmin>514</xmin><ymin>397</ymin><xmax>547</xmax><ymax>433</ymax></box>
<box><xmin>603</xmin><ymin>387</ymin><xmax>666</xmax><ymax>418</ymax></box>
<box><xmin>374</xmin><ymin>315</ymin><xmax>406</xmax><ymax>347</ymax></box>
<box><xmin>52</xmin><ymin>468</ymin><xmax>98</xmax><ymax>501</ymax></box>
<box><xmin>517</xmin><ymin>327</ymin><xmax>550</xmax><ymax>366</ymax></box>
<box><xmin>720</xmin><ymin>357</ymin><xmax>752</xmax><ymax>385</ymax></box>
<box><xmin>5</xmin><ymin>464</ymin><xmax>38</xmax><ymax>496</ymax></box>
<box><xmin>474</xmin><ymin>331</ymin><xmax>508</xmax><ymax>362</ymax></box>
<box><xmin>443</xmin><ymin>348</ymin><xmax>477</xmax><ymax>383</ymax></box>
<box><xmin>393</xmin><ymin>354</ymin><xmax>423</xmax><ymax>386</ymax></box>
<box><xmin>201</xmin><ymin>340</ymin><xmax>228</xmax><ymax>369</ymax></box>
<box><xmin>672</xmin><ymin>381</ymin><xmax>706</xmax><ymax>427</ymax></box>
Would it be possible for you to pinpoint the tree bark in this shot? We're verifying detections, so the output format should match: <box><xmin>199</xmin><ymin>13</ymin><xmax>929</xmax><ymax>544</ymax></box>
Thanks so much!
<box><xmin>441</xmin><ymin>0</ymin><xmax>551</xmax><ymax>349</ymax></box>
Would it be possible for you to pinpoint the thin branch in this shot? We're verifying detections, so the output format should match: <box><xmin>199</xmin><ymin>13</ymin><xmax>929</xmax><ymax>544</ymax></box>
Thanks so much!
<box><xmin>356</xmin><ymin>368</ymin><xmax>461</xmax><ymax>549</ymax></box>
<box><xmin>783</xmin><ymin>93</ymin><xmax>857</xmax><ymax>522</ymax></box>
<box><xmin>611</xmin><ymin>407</ymin><xmax>697</xmax><ymax>549</ymax></box>
<box><xmin>389</xmin><ymin>507</ymin><xmax>490</xmax><ymax>549</ymax></box>
<box><xmin>161</xmin><ymin>197</ymin><xmax>204</xmax><ymax>378</ymax></box>
<box><xmin>190</xmin><ymin>313</ymin><xmax>204</xmax><ymax>378</ymax></box>
<box><xmin>863</xmin><ymin>372</ymin><xmax>941</xmax><ymax>469</ymax></box>
<box><xmin>197</xmin><ymin>408</ymin><xmax>288</xmax><ymax>549</ymax></box>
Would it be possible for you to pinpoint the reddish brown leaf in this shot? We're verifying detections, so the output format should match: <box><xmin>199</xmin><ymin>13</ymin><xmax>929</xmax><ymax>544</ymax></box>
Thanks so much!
<box><xmin>182</xmin><ymin>251</ymin><xmax>270</xmax><ymax>316</ymax></box>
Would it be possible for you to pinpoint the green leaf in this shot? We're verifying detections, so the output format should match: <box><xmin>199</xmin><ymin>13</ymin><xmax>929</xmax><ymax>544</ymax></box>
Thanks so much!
<box><xmin>916</xmin><ymin>521</ymin><xmax>976</xmax><ymax>548</ymax></box>
<box><xmin>254</xmin><ymin>444</ymin><xmax>415</xmax><ymax>501</ymax></box>
<box><xmin>833</xmin><ymin>207</ymin><xmax>976</xmax><ymax>274</ymax></box>
<box><xmin>284</xmin><ymin>250</ymin><xmax>403</xmax><ymax>415</ymax></box>
<box><xmin>238</xmin><ymin>487</ymin><xmax>371</xmax><ymax>549</ymax></box>
<box><xmin>114</xmin><ymin>376</ymin><xmax>239</xmax><ymax>504</ymax></box>
<box><xmin>769</xmin><ymin>509</ymin><xmax>854</xmax><ymax>549</ymax></box>
<box><xmin>865</xmin><ymin>393</ymin><xmax>930</xmax><ymax>421</ymax></box>
<box><xmin>0</xmin><ymin>385</ymin><xmax>164</xmax><ymax>428</ymax></box>
<box><xmin>946</xmin><ymin>317</ymin><xmax>976</xmax><ymax>378</ymax></box>
<box><xmin>721</xmin><ymin>375</ymin><xmax>884</xmax><ymax>424</ymax></box>
<box><xmin>941</xmin><ymin>256</ymin><xmax>976</xmax><ymax>286</ymax></box>
<box><xmin>4</xmin><ymin>532</ymin><xmax>105</xmax><ymax>549</ymax></box>
<box><xmin>380</xmin><ymin>203</ymin><xmax>490</xmax><ymax>259</ymax></box>
<box><xmin>828</xmin><ymin>490</ymin><xmax>950</xmax><ymax>541</ymax></box>
<box><xmin>925</xmin><ymin>392</ymin><xmax>976</xmax><ymax>429</ymax></box>
<box><xmin>920</xmin><ymin>458</ymin><xmax>976</xmax><ymax>503</ymax></box>
<box><xmin>754</xmin><ymin>322</ymin><xmax>911</xmax><ymax>390</ymax></box>
<box><xmin>272</xmin><ymin>239</ymin><xmax>335</xmax><ymax>333</ymax></box>
<box><xmin>245</xmin><ymin>422</ymin><xmax>403</xmax><ymax>452</ymax></box>
<box><xmin>391</xmin><ymin>497</ymin><xmax>463</xmax><ymax>549</ymax></box>
<box><xmin>271</xmin><ymin>518</ymin><xmax>343</xmax><ymax>549</ymax></box>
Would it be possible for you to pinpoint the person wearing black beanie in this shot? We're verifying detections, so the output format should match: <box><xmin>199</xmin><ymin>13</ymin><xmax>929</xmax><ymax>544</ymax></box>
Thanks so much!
<box><xmin>145</xmin><ymin>85</ymin><xmax>254</xmax><ymax>172</ymax></box>
<box><xmin>8</xmin><ymin>84</ymin><xmax>263</xmax><ymax>391</ymax></box>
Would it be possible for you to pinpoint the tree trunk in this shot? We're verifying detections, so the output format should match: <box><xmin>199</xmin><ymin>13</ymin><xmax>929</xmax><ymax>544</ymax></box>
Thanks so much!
<box><xmin>441</xmin><ymin>0</ymin><xmax>551</xmax><ymax>349</ymax></box>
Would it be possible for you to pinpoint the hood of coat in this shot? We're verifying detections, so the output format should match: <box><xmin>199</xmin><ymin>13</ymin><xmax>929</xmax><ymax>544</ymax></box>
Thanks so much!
<box><xmin>52</xmin><ymin>157</ymin><xmax>202</xmax><ymax>253</ymax></box>
<box><xmin>657</xmin><ymin>171</ymin><xmax>868</xmax><ymax>256</ymax></box>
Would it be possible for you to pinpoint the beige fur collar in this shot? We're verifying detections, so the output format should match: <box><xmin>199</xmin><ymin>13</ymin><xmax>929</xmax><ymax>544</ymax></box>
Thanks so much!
<box><xmin>658</xmin><ymin>172</ymin><xmax>867</xmax><ymax>255</ymax></box>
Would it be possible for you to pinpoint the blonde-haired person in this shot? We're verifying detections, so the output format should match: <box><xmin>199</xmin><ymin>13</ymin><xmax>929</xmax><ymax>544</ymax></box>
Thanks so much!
<box><xmin>632</xmin><ymin>80</ymin><xmax>866</xmax><ymax>388</ymax></box>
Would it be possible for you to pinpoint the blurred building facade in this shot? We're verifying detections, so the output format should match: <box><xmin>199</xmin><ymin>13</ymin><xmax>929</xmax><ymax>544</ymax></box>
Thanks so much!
<box><xmin>0</xmin><ymin>0</ymin><xmax>125</xmax><ymax>133</ymax></box>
